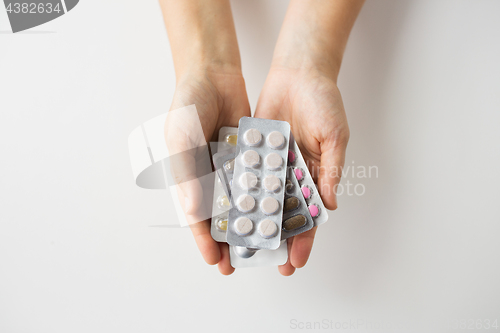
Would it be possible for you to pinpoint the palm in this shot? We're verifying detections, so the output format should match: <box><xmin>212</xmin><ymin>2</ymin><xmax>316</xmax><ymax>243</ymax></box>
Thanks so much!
<box><xmin>171</xmin><ymin>71</ymin><xmax>251</xmax><ymax>142</ymax></box>
<box><xmin>255</xmin><ymin>67</ymin><xmax>349</xmax><ymax>275</ymax></box>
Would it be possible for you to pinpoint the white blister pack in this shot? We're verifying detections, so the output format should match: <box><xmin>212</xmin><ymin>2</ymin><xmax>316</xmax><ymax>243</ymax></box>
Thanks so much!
<box><xmin>288</xmin><ymin>134</ymin><xmax>329</xmax><ymax>226</ymax></box>
<box><xmin>213</xmin><ymin>126</ymin><xmax>289</xmax><ymax>268</ymax></box>
<box><xmin>227</xmin><ymin>117</ymin><xmax>290</xmax><ymax>250</ymax></box>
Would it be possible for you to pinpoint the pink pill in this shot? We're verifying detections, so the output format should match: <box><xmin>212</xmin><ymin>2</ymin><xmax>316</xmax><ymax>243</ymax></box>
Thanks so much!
<box><xmin>308</xmin><ymin>204</ymin><xmax>320</xmax><ymax>217</ymax></box>
<box><xmin>301</xmin><ymin>185</ymin><xmax>312</xmax><ymax>199</ymax></box>
<box><xmin>288</xmin><ymin>150</ymin><xmax>296</xmax><ymax>164</ymax></box>
<box><xmin>294</xmin><ymin>168</ymin><xmax>304</xmax><ymax>181</ymax></box>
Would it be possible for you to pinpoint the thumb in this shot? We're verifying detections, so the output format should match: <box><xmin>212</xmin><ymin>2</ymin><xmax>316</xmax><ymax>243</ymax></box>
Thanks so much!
<box><xmin>317</xmin><ymin>143</ymin><xmax>347</xmax><ymax>210</ymax></box>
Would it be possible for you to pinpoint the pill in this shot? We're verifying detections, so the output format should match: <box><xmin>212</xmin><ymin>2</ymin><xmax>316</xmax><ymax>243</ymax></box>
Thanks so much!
<box><xmin>239</xmin><ymin>172</ymin><xmax>258</xmax><ymax>190</ymax></box>
<box><xmin>285</xmin><ymin>179</ymin><xmax>294</xmax><ymax>194</ymax></box>
<box><xmin>263</xmin><ymin>175</ymin><xmax>281</xmax><ymax>192</ymax></box>
<box><xmin>258</xmin><ymin>219</ymin><xmax>278</xmax><ymax>238</ymax></box>
<box><xmin>234</xmin><ymin>246</ymin><xmax>257</xmax><ymax>258</ymax></box>
<box><xmin>234</xmin><ymin>217</ymin><xmax>253</xmax><ymax>236</ymax></box>
<box><xmin>288</xmin><ymin>150</ymin><xmax>296</xmax><ymax>163</ymax></box>
<box><xmin>217</xmin><ymin>195</ymin><xmax>230</xmax><ymax>209</ymax></box>
<box><xmin>283</xmin><ymin>215</ymin><xmax>307</xmax><ymax>231</ymax></box>
<box><xmin>244</xmin><ymin>128</ymin><xmax>262</xmax><ymax>146</ymax></box>
<box><xmin>225</xmin><ymin>134</ymin><xmax>238</xmax><ymax>146</ymax></box>
<box><xmin>266</xmin><ymin>131</ymin><xmax>285</xmax><ymax>149</ymax></box>
<box><xmin>265</xmin><ymin>153</ymin><xmax>283</xmax><ymax>170</ymax></box>
<box><xmin>283</xmin><ymin>196</ymin><xmax>300</xmax><ymax>213</ymax></box>
<box><xmin>308</xmin><ymin>204</ymin><xmax>320</xmax><ymax>217</ymax></box>
<box><xmin>260</xmin><ymin>196</ymin><xmax>279</xmax><ymax>215</ymax></box>
<box><xmin>223</xmin><ymin>158</ymin><xmax>235</xmax><ymax>173</ymax></box>
<box><xmin>242</xmin><ymin>150</ymin><xmax>260</xmax><ymax>168</ymax></box>
<box><xmin>294</xmin><ymin>167</ymin><xmax>304</xmax><ymax>181</ymax></box>
<box><xmin>301</xmin><ymin>185</ymin><xmax>312</xmax><ymax>199</ymax></box>
<box><xmin>216</xmin><ymin>218</ymin><xmax>228</xmax><ymax>231</ymax></box>
<box><xmin>236</xmin><ymin>194</ymin><xmax>255</xmax><ymax>212</ymax></box>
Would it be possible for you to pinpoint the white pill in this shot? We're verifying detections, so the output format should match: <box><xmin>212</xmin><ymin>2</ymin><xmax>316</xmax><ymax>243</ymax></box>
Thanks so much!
<box><xmin>234</xmin><ymin>217</ymin><xmax>253</xmax><ymax>236</ymax></box>
<box><xmin>239</xmin><ymin>172</ymin><xmax>258</xmax><ymax>190</ymax></box>
<box><xmin>265</xmin><ymin>153</ymin><xmax>283</xmax><ymax>170</ymax></box>
<box><xmin>236</xmin><ymin>194</ymin><xmax>255</xmax><ymax>212</ymax></box>
<box><xmin>267</xmin><ymin>131</ymin><xmax>285</xmax><ymax>149</ymax></box>
<box><xmin>242</xmin><ymin>150</ymin><xmax>260</xmax><ymax>168</ymax></box>
<box><xmin>258</xmin><ymin>219</ymin><xmax>278</xmax><ymax>238</ymax></box>
<box><xmin>263</xmin><ymin>175</ymin><xmax>281</xmax><ymax>192</ymax></box>
<box><xmin>244</xmin><ymin>128</ymin><xmax>262</xmax><ymax>146</ymax></box>
<box><xmin>260</xmin><ymin>196</ymin><xmax>279</xmax><ymax>215</ymax></box>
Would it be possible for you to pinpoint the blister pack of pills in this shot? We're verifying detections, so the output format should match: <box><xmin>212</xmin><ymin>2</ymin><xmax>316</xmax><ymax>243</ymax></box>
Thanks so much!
<box><xmin>280</xmin><ymin>167</ymin><xmax>315</xmax><ymax>239</ymax></box>
<box><xmin>227</xmin><ymin>117</ymin><xmax>290</xmax><ymax>250</ymax></box>
<box><xmin>218</xmin><ymin>126</ymin><xmax>239</xmax><ymax>150</ymax></box>
<box><xmin>213</xmin><ymin>149</ymin><xmax>237</xmax><ymax>199</ymax></box>
<box><xmin>288</xmin><ymin>135</ymin><xmax>329</xmax><ymax>226</ymax></box>
<box><xmin>209</xmin><ymin>127</ymin><xmax>240</xmax><ymax>242</ymax></box>
<box><xmin>229</xmin><ymin>240</ymin><xmax>288</xmax><ymax>268</ymax></box>
<box><xmin>210</xmin><ymin>149</ymin><xmax>235</xmax><ymax>242</ymax></box>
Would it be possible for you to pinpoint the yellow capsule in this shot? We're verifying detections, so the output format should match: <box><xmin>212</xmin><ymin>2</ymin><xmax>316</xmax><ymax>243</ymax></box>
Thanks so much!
<box><xmin>217</xmin><ymin>219</ymin><xmax>228</xmax><ymax>231</ymax></box>
<box><xmin>217</xmin><ymin>195</ymin><xmax>230</xmax><ymax>208</ymax></box>
<box><xmin>225</xmin><ymin>134</ymin><xmax>238</xmax><ymax>146</ymax></box>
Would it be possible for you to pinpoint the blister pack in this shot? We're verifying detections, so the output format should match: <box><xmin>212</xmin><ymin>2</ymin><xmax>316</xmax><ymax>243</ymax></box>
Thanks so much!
<box><xmin>288</xmin><ymin>134</ymin><xmax>329</xmax><ymax>226</ymax></box>
<box><xmin>209</xmin><ymin>127</ymin><xmax>240</xmax><ymax>242</ymax></box>
<box><xmin>229</xmin><ymin>240</ymin><xmax>288</xmax><ymax>268</ymax></box>
<box><xmin>218</xmin><ymin>126</ymin><xmax>239</xmax><ymax>150</ymax></box>
<box><xmin>280</xmin><ymin>167</ymin><xmax>315</xmax><ymax>239</ymax></box>
<box><xmin>227</xmin><ymin>117</ymin><xmax>290</xmax><ymax>250</ymax></box>
<box><xmin>210</xmin><ymin>149</ymin><xmax>235</xmax><ymax>242</ymax></box>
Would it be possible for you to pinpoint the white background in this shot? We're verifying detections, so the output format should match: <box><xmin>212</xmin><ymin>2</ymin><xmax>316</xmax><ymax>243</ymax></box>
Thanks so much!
<box><xmin>1</xmin><ymin>1</ymin><xmax>499</xmax><ymax>332</ymax></box>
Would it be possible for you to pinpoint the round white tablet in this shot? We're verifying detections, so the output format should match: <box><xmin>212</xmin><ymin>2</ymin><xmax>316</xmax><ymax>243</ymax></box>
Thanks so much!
<box><xmin>263</xmin><ymin>175</ymin><xmax>281</xmax><ymax>192</ymax></box>
<box><xmin>234</xmin><ymin>217</ymin><xmax>253</xmax><ymax>236</ymax></box>
<box><xmin>260</xmin><ymin>196</ymin><xmax>279</xmax><ymax>215</ymax></box>
<box><xmin>244</xmin><ymin>128</ymin><xmax>262</xmax><ymax>146</ymax></box>
<box><xmin>236</xmin><ymin>194</ymin><xmax>255</xmax><ymax>212</ymax></box>
<box><xmin>239</xmin><ymin>172</ymin><xmax>258</xmax><ymax>190</ymax></box>
<box><xmin>258</xmin><ymin>219</ymin><xmax>278</xmax><ymax>238</ymax></box>
<box><xmin>265</xmin><ymin>153</ymin><xmax>283</xmax><ymax>170</ymax></box>
<box><xmin>266</xmin><ymin>131</ymin><xmax>285</xmax><ymax>149</ymax></box>
<box><xmin>242</xmin><ymin>150</ymin><xmax>260</xmax><ymax>168</ymax></box>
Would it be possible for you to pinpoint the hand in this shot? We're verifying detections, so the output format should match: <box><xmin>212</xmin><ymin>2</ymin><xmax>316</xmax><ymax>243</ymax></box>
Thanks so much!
<box><xmin>165</xmin><ymin>69</ymin><xmax>251</xmax><ymax>275</ymax></box>
<box><xmin>255</xmin><ymin>66</ymin><xmax>349</xmax><ymax>276</ymax></box>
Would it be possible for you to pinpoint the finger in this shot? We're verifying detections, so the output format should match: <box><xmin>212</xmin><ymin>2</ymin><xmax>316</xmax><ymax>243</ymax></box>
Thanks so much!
<box><xmin>317</xmin><ymin>144</ymin><xmax>347</xmax><ymax>210</ymax></box>
<box><xmin>290</xmin><ymin>226</ymin><xmax>317</xmax><ymax>268</ymax></box>
<box><xmin>278</xmin><ymin>239</ymin><xmax>296</xmax><ymax>276</ymax></box>
<box><xmin>217</xmin><ymin>243</ymin><xmax>235</xmax><ymax>275</ymax></box>
<box><xmin>189</xmin><ymin>219</ymin><xmax>221</xmax><ymax>265</ymax></box>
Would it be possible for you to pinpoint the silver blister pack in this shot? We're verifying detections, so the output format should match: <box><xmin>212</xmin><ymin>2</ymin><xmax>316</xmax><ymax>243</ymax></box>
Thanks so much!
<box><xmin>288</xmin><ymin>134</ymin><xmax>329</xmax><ymax>226</ymax></box>
<box><xmin>280</xmin><ymin>167</ymin><xmax>315</xmax><ymax>239</ymax></box>
<box><xmin>218</xmin><ymin>126</ymin><xmax>239</xmax><ymax>150</ymax></box>
<box><xmin>229</xmin><ymin>240</ymin><xmax>288</xmax><ymax>268</ymax></box>
<box><xmin>209</xmin><ymin>126</ymin><xmax>240</xmax><ymax>242</ymax></box>
<box><xmin>210</xmin><ymin>149</ymin><xmax>234</xmax><ymax>242</ymax></box>
<box><xmin>227</xmin><ymin>117</ymin><xmax>290</xmax><ymax>250</ymax></box>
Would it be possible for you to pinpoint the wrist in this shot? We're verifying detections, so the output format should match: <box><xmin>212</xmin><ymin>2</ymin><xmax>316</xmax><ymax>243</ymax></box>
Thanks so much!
<box><xmin>270</xmin><ymin>50</ymin><xmax>341</xmax><ymax>83</ymax></box>
<box><xmin>174</xmin><ymin>40</ymin><xmax>242</xmax><ymax>80</ymax></box>
<box><xmin>270</xmin><ymin>0</ymin><xmax>365</xmax><ymax>82</ymax></box>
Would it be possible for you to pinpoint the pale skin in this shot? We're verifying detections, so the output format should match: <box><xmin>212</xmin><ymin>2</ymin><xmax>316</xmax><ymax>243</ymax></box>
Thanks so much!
<box><xmin>159</xmin><ymin>0</ymin><xmax>365</xmax><ymax>276</ymax></box>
